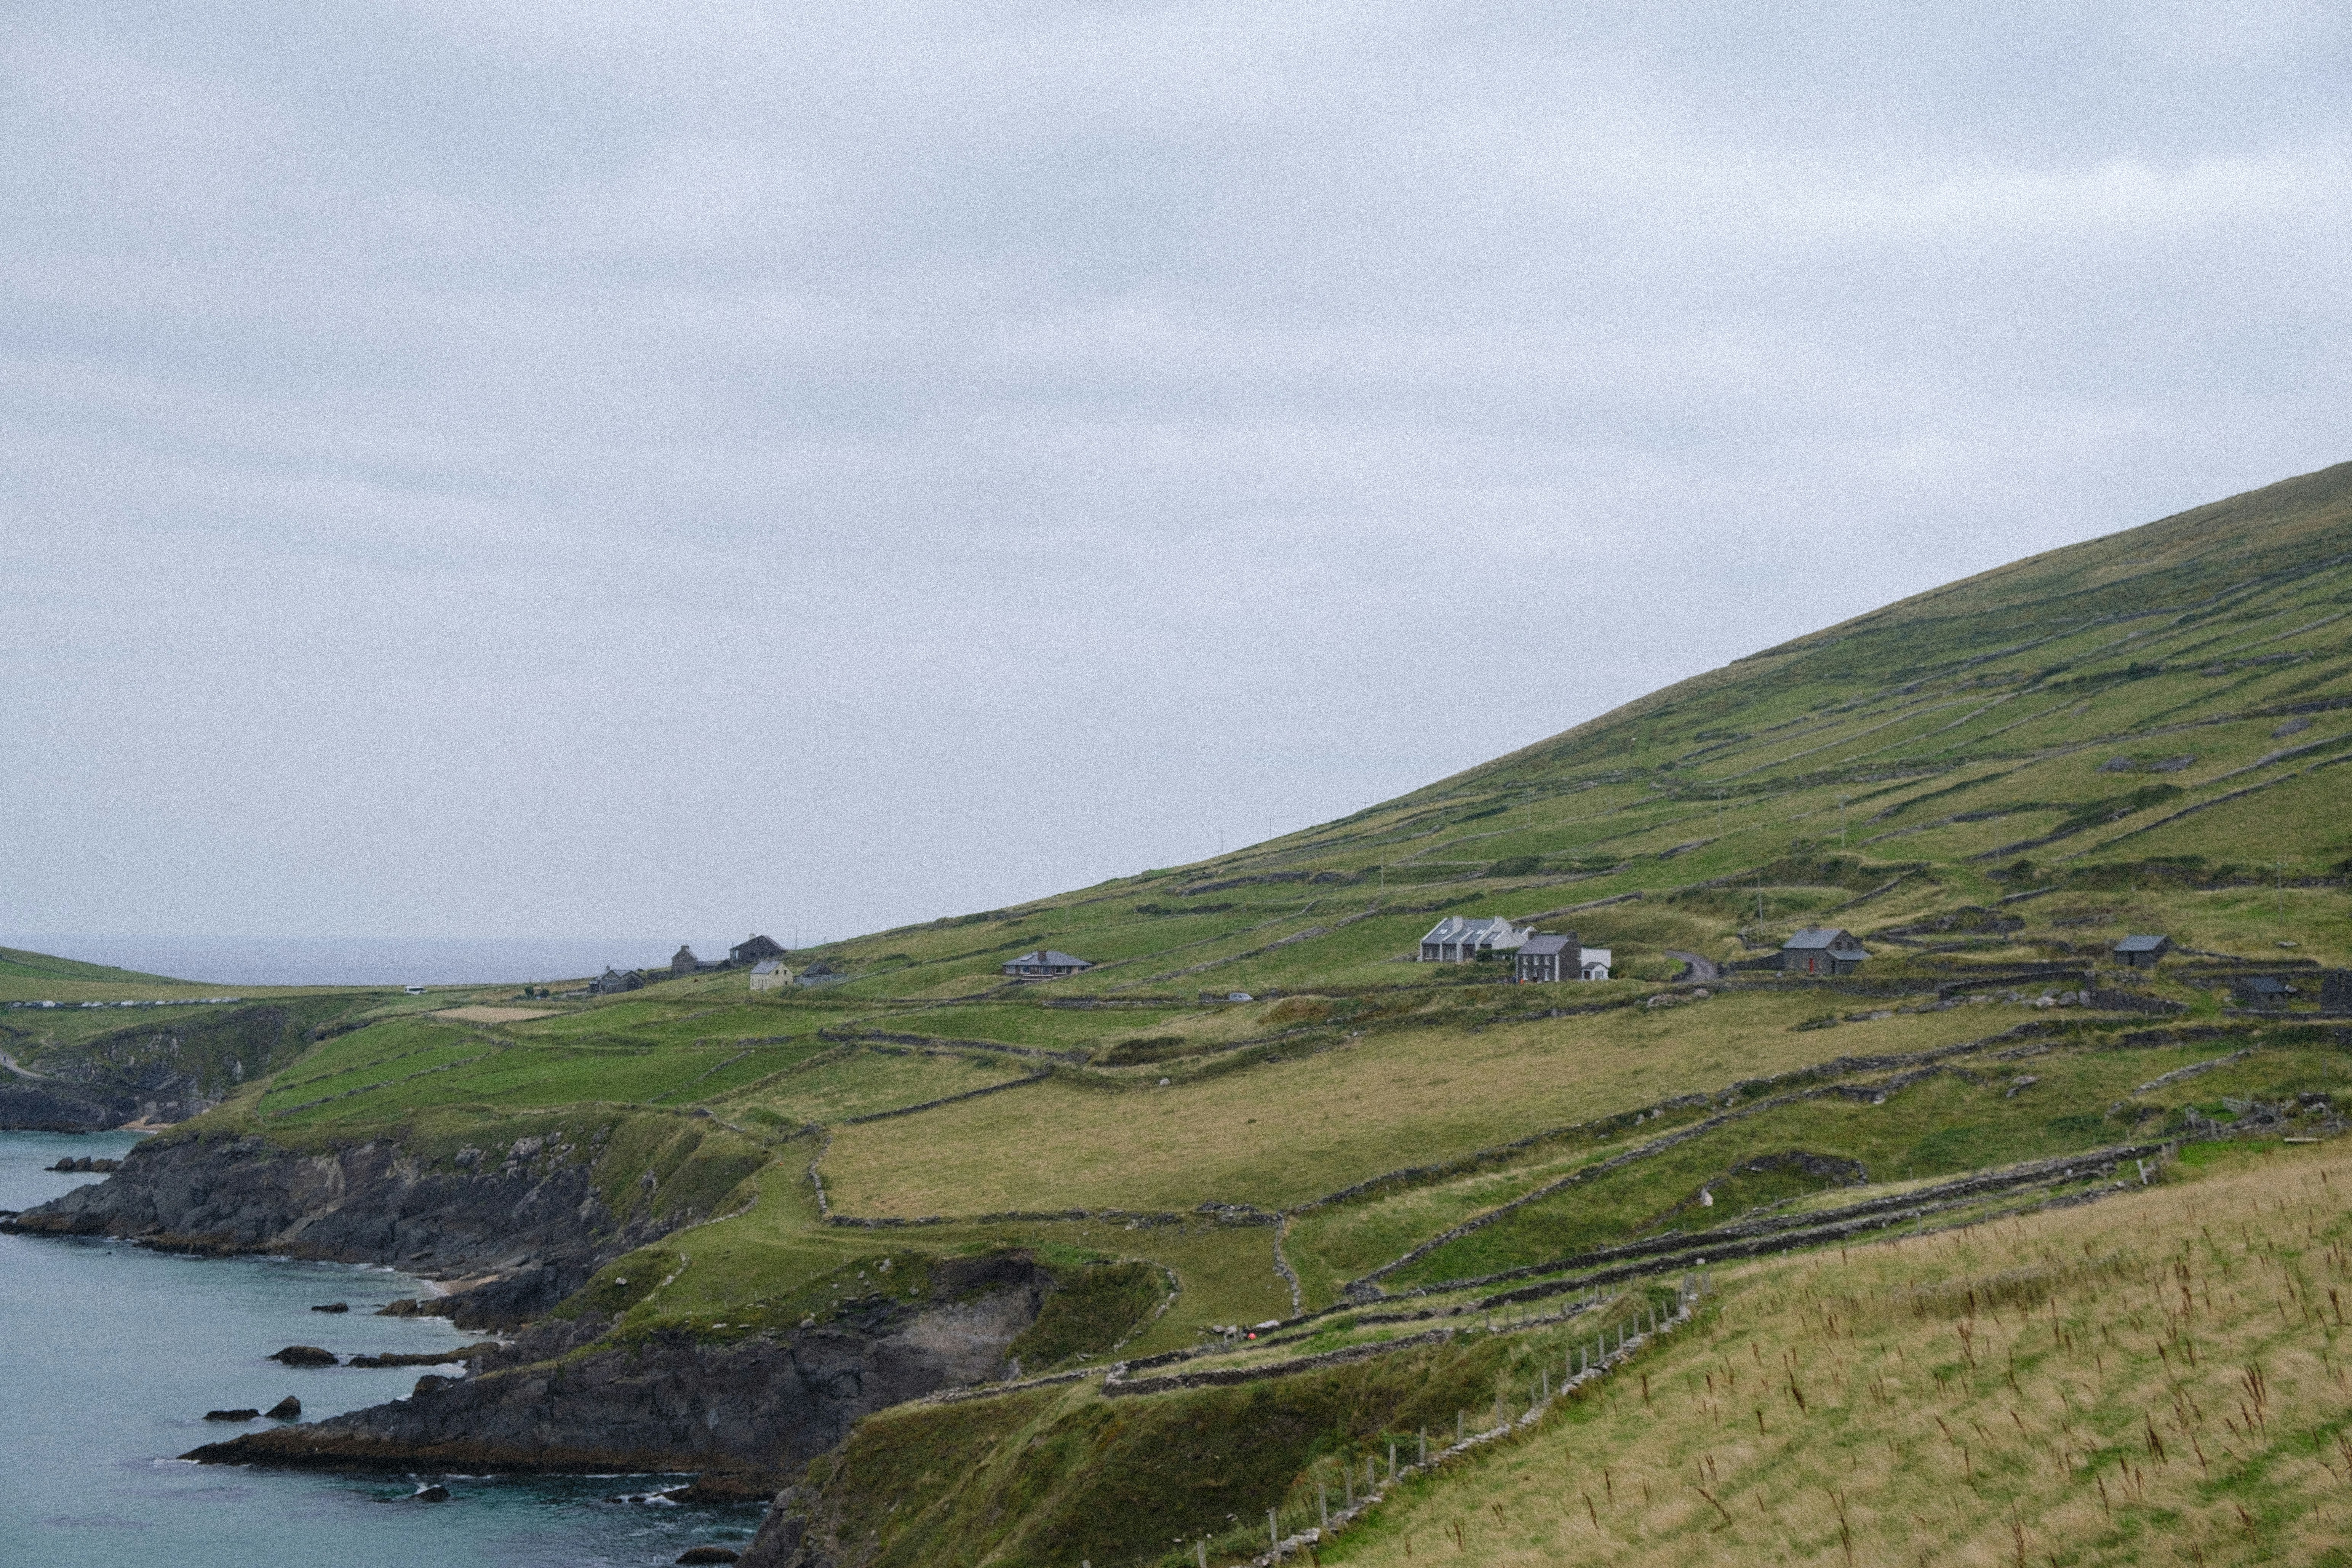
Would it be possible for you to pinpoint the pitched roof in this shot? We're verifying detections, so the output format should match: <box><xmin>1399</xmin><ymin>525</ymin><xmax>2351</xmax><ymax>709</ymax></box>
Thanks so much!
<box><xmin>1008</xmin><ymin>949</ymin><xmax>1091</xmax><ymax>968</ymax></box>
<box><xmin>2240</xmin><ymin>976</ymin><xmax>2293</xmax><ymax>994</ymax></box>
<box><xmin>1420</xmin><ymin>915</ymin><xmax>1519</xmax><ymax>943</ymax></box>
<box><xmin>2114</xmin><ymin>934</ymin><xmax>2171</xmax><ymax>953</ymax></box>
<box><xmin>1519</xmin><ymin>933</ymin><xmax>1576</xmax><ymax>956</ymax></box>
<box><xmin>1781</xmin><ymin>927</ymin><xmax>1858</xmax><ymax>950</ymax></box>
<box><xmin>750</xmin><ymin>960</ymin><xmax>785</xmax><ymax>975</ymax></box>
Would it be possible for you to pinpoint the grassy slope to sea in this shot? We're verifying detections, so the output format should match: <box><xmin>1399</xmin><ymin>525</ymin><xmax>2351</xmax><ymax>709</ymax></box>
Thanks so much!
<box><xmin>54</xmin><ymin>459</ymin><xmax>2352</xmax><ymax>1566</ymax></box>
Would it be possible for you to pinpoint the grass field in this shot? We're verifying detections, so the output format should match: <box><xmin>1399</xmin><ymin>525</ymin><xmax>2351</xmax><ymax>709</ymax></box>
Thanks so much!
<box><xmin>817</xmin><ymin>996</ymin><xmax>2013</xmax><ymax>1218</ymax></box>
<box><xmin>1318</xmin><ymin>1138</ymin><xmax>2352</xmax><ymax>1568</ymax></box>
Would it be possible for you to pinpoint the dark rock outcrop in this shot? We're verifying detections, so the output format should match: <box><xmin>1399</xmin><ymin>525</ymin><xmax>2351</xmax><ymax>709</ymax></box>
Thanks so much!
<box><xmin>205</xmin><ymin>1408</ymin><xmax>261</xmax><ymax>1421</ymax></box>
<box><xmin>182</xmin><ymin>1256</ymin><xmax>1049</xmax><ymax>1485</ymax></box>
<box><xmin>270</xmin><ymin>1345</ymin><xmax>338</xmax><ymax>1367</ymax></box>
<box><xmin>0</xmin><ymin>1080</ymin><xmax>147</xmax><ymax>1133</ymax></box>
<box><xmin>737</xmin><ymin>1498</ymin><xmax>807</xmax><ymax>1568</ymax></box>
<box><xmin>3</xmin><ymin>1131</ymin><xmax>674</xmax><ymax>1328</ymax></box>
<box><xmin>311</xmin><ymin>1302</ymin><xmax>349</xmax><ymax>1313</ymax></box>
<box><xmin>267</xmin><ymin>1397</ymin><xmax>302</xmax><ymax>1419</ymax></box>
<box><xmin>678</xmin><ymin>1549</ymin><xmax>742</xmax><ymax>1565</ymax></box>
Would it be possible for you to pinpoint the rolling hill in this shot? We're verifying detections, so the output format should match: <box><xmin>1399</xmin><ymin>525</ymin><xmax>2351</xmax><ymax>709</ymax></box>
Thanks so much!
<box><xmin>14</xmin><ymin>459</ymin><xmax>2352</xmax><ymax>1568</ymax></box>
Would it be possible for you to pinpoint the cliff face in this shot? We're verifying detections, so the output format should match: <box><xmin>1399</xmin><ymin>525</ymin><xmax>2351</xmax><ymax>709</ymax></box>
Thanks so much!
<box><xmin>184</xmin><ymin>1256</ymin><xmax>1048</xmax><ymax>1483</ymax></box>
<box><xmin>5</xmin><ymin>1129</ymin><xmax>662</xmax><ymax>1326</ymax></box>
<box><xmin>0</xmin><ymin>1001</ymin><xmax>360</xmax><ymax>1130</ymax></box>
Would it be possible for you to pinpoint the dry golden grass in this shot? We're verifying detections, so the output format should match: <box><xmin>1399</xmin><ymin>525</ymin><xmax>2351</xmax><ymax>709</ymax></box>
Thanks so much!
<box><xmin>1323</xmin><ymin>1139</ymin><xmax>2352</xmax><ymax>1568</ymax></box>
<box><xmin>819</xmin><ymin>997</ymin><xmax>2005</xmax><ymax>1216</ymax></box>
<box><xmin>432</xmin><ymin>1005</ymin><xmax>558</xmax><ymax>1023</ymax></box>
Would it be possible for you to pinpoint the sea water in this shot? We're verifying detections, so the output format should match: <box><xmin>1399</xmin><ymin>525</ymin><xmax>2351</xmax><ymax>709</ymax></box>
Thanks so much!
<box><xmin>0</xmin><ymin>1131</ymin><xmax>763</xmax><ymax>1567</ymax></box>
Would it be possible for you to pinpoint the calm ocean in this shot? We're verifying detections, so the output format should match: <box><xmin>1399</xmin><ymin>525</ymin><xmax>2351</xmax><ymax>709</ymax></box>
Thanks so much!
<box><xmin>0</xmin><ymin>1132</ymin><xmax>761</xmax><ymax>1567</ymax></box>
<box><xmin>0</xmin><ymin>935</ymin><xmax>699</xmax><ymax>988</ymax></box>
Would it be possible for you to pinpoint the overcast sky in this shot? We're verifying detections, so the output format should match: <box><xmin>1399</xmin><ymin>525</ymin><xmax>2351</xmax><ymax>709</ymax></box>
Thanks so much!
<box><xmin>6</xmin><ymin>2</ymin><xmax>2349</xmax><ymax>949</ymax></box>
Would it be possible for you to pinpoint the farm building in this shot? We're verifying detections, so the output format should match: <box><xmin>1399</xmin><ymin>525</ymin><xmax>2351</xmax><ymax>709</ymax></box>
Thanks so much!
<box><xmin>748</xmin><ymin>960</ymin><xmax>791</xmax><ymax>992</ymax></box>
<box><xmin>1001</xmin><ymin>949</ymin><xmax>1094</xmax><ymax>980</ymax></box>
<box><xmin>2112</xmin><ymin>934</ymin><xmax>2173</xmax><ymax>969</ymax></box>
<box><xmin>2236</xmin><ymin>975</ymin><xmax>2295</xmax><ymax>1010</ymax></box>
<box><xmin>1781</xmin><ymin>928</ymin><xmax>1868</xmax><ymax>975</ymax></box>
<box><xmin>1418</xmin><ymin>916</ymin><xmax>1529</xmax><ymax>962</ymax></box>
<box><xmin>590</xmin><ymin>967</ymin><xmax>642</xmax><ymax>996</ymax></box>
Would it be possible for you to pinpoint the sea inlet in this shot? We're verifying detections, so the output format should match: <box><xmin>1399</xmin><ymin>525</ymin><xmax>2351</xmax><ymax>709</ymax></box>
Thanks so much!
<box><xmin>0</xmin><ymin>1130</ymin><xmax>761</xmax><ymax>1567</ymax></box>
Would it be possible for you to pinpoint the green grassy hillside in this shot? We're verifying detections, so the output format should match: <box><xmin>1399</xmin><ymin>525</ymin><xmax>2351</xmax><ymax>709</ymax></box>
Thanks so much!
<box><xmin>117</xmin><ymin>460</ymin><xmax>2352</xmax><ymax>1565</ymax></box>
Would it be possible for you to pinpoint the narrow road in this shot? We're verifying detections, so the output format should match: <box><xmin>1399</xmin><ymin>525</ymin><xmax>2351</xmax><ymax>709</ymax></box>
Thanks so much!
<box><xmin>1665</xmin><ymin>949</ymin><xmax>1721</xmax><ymax>983</ymax></box>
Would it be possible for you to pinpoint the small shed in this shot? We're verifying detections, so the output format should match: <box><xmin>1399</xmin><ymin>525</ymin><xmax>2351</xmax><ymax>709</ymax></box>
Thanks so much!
<box><xmin>748</xmin><ymin>960</ymin><xmax>791</xmax><ymax>993</ymax></box>
<box><xmin>1580</xmin><ymin>946</ymin><xmax>1613</xmax><ymax>981</ymax></box>
<box><xmin>2235</xmin><ymin>975</ymin><xmax>2295</xmax><ymax>1011</ymax></box>
<box><xmin>2112</xmin><ymin>934</ymin><xmax>2173</xmax><ymax>970</ymax></box>
<box><xmin>1001</xmin><ymin>949</ymin><xmax>1094</xmax><ymax>980</ymax></box>
<box><xmin>1781</xmin><ymin>928</ymin><xmax>1868</xmax><ymax>976</ymax></box>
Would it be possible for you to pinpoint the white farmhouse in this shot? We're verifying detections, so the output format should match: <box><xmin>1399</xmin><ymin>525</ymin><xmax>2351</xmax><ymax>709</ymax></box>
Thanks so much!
<box><xmin>1417</xmin><ymin>915</ymin><xmax>1530</xmax><ymax>962</ymax></box>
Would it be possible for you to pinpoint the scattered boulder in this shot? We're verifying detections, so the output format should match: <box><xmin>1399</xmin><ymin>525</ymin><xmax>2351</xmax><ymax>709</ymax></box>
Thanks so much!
<box><xmin>310</xmin><ymin>1302</ymin><xmax>350</xmax><ymax>1314</ymax></box>
<box><xmin>204</xmin><ymin>1408</ymin><xmax>261</xmax><ymax>1422</ymax></box>
<box><xmin>413</xmin><ymin>1374</ymin><xmax>454</xmax><ymax>1396</ymax></box>
<box><xmin>411</xmin><ymin>1484</ymin><xmax>450</xmax><ymax>1502</ymax></box>
<box><xmin>374</xmin><ymin>1298</ymin><xmax>451</xmax><ymax>1319</ymax></box>
<box><xmin>268</xmin><ymin>1345</ymin><xmax>338</xmax><ymax>1367</ymax></box>
<box><xmin>347</xmin><ymin>1342</ymin><xmax>497</xmax><ymax>1368</ymax></box>
<box><xmin>266</xmin><ymin>1396</ymin><xmax>302</xmax><ymax>1419</ymax></box>
<box><xmin>677</xmin><ymin>1549</ymin><xmax>741</xmax><ymax>1565</ymax></box>
<box><xmin>48</xmin><ymin>1156</ymin><xmax>122</xmax><ymax>1173</ymax></box>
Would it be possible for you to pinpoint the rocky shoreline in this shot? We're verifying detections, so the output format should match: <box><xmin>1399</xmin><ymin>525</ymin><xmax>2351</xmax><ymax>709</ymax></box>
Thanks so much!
<box><xmin>4</xmin><ymin>1128</ymin><xmax>664</xmax><ymax>1327</ymax></box>
<box><xmin>184</xmin><ymin>1255</ymin><xmax>1047</xmax><ymax>1490</ymax></box>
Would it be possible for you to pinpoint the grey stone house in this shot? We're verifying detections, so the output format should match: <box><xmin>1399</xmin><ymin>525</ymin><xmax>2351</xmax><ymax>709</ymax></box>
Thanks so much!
<box><xmin>590</xmin><ymin>967</ymin><xmax>642</xmax><ymax>995</ymax></box>
<box><xmin>2112</xmin><ymin>934</ymin><xmax>2173</xmax><ymax>970</ymax></box>
<box><xmin>1780</xmin><ymin>928</ymin><xmax>1868</xmax><ymax>976</ymax></box>
<box><xmin>731</xmin><ymin>934</ymin><xmax>787</xmax><ymax>966</ymax></box>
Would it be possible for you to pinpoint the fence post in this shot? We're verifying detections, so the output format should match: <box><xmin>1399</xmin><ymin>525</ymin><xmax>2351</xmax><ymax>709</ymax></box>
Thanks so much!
<box><xmin>1419</xmin><ymin>1427</ymin><xmax>1427</xmax><ymax>1465</ymax></box>
<box><xmin>1345</xmin><ymin>1463</ymin><xmax>1354</xmax><ymax>1509</ymax></box>
<box><xmin>1196</xmin><ymin>1542</ymin><xmax>1207</xmax><ymax>1568</ymax></box>
<box><xmin>1270</xmin><ymin>1509</ymin><xmax>1280</xmax><ymax>1555</ymax></box>
<box><xmin>1457</xmin><ymin>1410</ymin><xmax>1464</xmax><ymax>1442</ymax></box>
<box><xmin>1319</xmin><ymin>1479</ymin><xmax>1328</xmax><ymax>1532</ymax></box>
<box><xmin>1388</xmin><ymin>1440</ymin><xmax>1396</xmax><ymax>1482</ymax></box>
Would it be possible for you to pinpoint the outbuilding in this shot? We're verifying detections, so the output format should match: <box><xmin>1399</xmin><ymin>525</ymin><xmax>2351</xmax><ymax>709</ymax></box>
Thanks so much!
<box><xmin>2235</xmin><ymin>975</ymin><xmax>2295</xmax><ymax>1011</ymax></box>
<box><xmin>2112</xmin><ymin>934</ymin><xmax>2173</xmax><ymax>970</ymax></box>
<box><xmin>748</xmin><ymin>959</ymin><xmax>792</xmax><ymax>992</ymax></box>
<box><xmin>590</xmin><ymin>967</ymin><xmax>642</xmax><ymax>996</ymax></box>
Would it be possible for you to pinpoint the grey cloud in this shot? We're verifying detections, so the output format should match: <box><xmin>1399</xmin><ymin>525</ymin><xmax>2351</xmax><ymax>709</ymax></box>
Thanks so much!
<box><xmin>4</xmin><ymin>2</ymin><xmax>2348</xmax><ymax>945</ymax></box>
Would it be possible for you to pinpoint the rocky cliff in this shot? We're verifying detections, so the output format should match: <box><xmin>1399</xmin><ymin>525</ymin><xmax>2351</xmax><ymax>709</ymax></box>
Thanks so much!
<box><xmin>183</xmin><ymin>1255</ymin><xmax>1048</xmax><ymax>1486</ymax></box>
<box><xmin>4</xmin><ymin>1127</ymin><xmax>670</xmax><ymax>1326</ymax></box>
